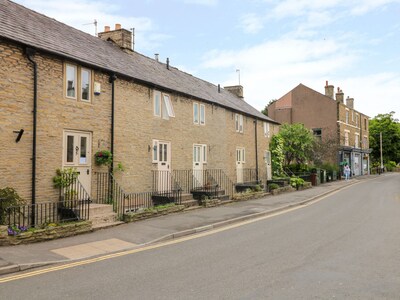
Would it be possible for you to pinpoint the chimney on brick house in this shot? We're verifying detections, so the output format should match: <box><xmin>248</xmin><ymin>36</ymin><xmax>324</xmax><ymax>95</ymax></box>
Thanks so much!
<box><xmin>336</xmin><ymin>87</ymin><xmax>344</xmax><ymax>103</ymax></box>
<box><xmin>224</xmin><ymin>85</ymin><xmax>244</xmax><ymax>99</ymax></box>
<box><xmin>325</xmin><ymin>80</ymin><xmax>334</xmax><ymax>99</ymax></box>
<box><xmin>98</xmin><ymin>24</ymin><xmax>132</xmax><ymax>50</ymax></box>
<box><xmin>346</xmin><ymin>96</ymin><xmax>354</xmax><ymax>109</ymax></box>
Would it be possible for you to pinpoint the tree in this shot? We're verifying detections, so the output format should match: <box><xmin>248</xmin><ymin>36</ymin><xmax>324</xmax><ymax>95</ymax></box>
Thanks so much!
<box><xmin>312</xmin><ymin>132</ymin><xmax>340</xmax><ymax>166</ymax></box>
<box><xmin>270</xmin><ymin>134</ymin><xmax>284</xmax><ymax>176</ymax></box>
<box><xmin>369</xmin><ymin>112</ymin><xmax>400</xmax><ymax>165</ymax></box>
<box><xmin>279</xmin><ymin>123</ymin><xmax>314</xmax><ymax>165</ymax></box>
<box><xmin>261</xmin><ymin>99</ymin><xmax>277</xmax><ymax>116</ymax></box>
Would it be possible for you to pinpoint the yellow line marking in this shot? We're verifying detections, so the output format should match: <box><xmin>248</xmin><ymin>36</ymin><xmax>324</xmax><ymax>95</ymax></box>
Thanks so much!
<box><xmin>0</xmin><ymin>183</ymin><xmax>358</xmax><ymax>284</ymax></box>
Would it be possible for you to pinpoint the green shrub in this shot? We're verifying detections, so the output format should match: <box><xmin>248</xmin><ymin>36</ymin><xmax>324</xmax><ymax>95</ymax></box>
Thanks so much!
<box><xmin>0</xmin><ymin>187</ymin><xmax>25</xmax><ymax>225</ymax></box>
<box><xmin>290</xmin><ymin>177</ymin><xmax>305</xmax><ymax>188</ymax></box>
<box><xmin>385</xmin><ymin>161</ymin><xmax>397</xmax><ymax>171</ymax></box>
<box><xmin>268</xmin><ymin>183</ymin><xmax>279</xmax><ymax>191</ymax></box>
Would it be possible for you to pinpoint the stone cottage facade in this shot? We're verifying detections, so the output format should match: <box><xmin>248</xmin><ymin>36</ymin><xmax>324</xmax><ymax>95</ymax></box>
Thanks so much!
<box><xmin>267</xmin><ymin>82</ymin><xmax>371</xmax><ymax>176</ymax></box>
<box><xmin>0</xmin><ymin>0</ymin><xmax>279</xmax><ymax>205</ymax></box>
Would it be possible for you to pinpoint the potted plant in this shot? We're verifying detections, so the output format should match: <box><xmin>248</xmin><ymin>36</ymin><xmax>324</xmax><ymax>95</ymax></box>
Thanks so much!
<box><xmin>94</xmin><ymin>150</ymin><xmax>112</xmax><ymax>166</ymax></box>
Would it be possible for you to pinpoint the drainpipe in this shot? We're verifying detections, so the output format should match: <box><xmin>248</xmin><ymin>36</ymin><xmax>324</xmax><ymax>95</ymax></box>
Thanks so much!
<box><xmin>26</xmin><ymin>47</ymin><xmax>37</xmax><ymax>227</ymax></box>
<box><xmin>109</xmin><ymin>73</ymin><xmax>117</xmax><ymax>173</ymax></box>
<box><xmin>254</xmin><ymin>120</ymin><xmax>259</xmax><ymax>182</ymax></box>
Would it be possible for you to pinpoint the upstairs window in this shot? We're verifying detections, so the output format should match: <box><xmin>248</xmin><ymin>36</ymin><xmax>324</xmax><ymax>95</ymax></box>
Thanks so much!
<box><xmin>263</xmin><ymin>122</ymin><xmax>270</xmax><ymax>137</ymax></box>
<box><xmin>235</xmin><ymin>114</ymin><xmax>243</xmax><ymax>133</ymax></box>
<box><xmin>363</xmin><ymin>136</ymin><xmax>368</xmax><ymax>148</ymax></box>
<box><xmin>345</xmin><ymin>109</ymin><xmax>349</xmax><ymax>124</ymax></box>
<box><xmin>355</xmin><ymin>114</ymin><xmax>359</xmax><ymax>127</ymax></box>
<box><xmin>355</xmin><ymin>133</ymin><xmax>360</xmax><ymax>148</ymax></box>
<box><xmin>65</xmin><ymin>63</ymin><xmax>92</xmax><ymax>102</ymax></box>
<box><xmin>344</xmin><ymin>131</ymin><xmax>349</xmax><ymax>146</ymax></box>
<box><xmin>154</xmin><ymin>91</ymin><xmax>175</xmax><ymax>119</ymax></box>
<box><xmin>66</xmin><ymin>64</ymin><xmax>77</xmax><ymax>99</ymax></box>
<box><xmin>81</xmin><ymin>68</ymin><xmax>91</xmax><ymax>101</ymax></box>
<box><xmin>313</xmin><ymin>128</ymin><xmax>322</xmax><ymax>140</ymax></box>
<box><xmin>193</xmin><ymin>103</ymin><xmax>205</xmax><ymax>125</ymax></box>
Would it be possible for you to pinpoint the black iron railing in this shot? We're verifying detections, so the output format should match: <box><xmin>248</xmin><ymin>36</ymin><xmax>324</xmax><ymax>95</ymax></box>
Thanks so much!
<box><xmin>152</xmin><ymin>170</ymin><xmax>182</xmax><ymax>205</ymax></box>
<box><xmin>204</xmin><ymin>169</ymin><xmax>235</xmax><ymax>199</ymax></box>
<box><xmin>241</xmin><ymin>168</ymin><xmax>260</xmax><ymax>184</ymax></box>
<box><xmin>5</xmin><ymin>198</ymin><xmax>90</xmax><ymax>229</ymax></box>
<box><xmin>172</xmin><ymin>170</ymin><xmax>202</xmax><ymax>194</ymax></box>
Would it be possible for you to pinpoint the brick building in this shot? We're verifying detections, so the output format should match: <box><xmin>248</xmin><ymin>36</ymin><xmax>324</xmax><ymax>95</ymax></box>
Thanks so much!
<box><xmin>267</xmin><ymin>82</ymin><xmax>371</xmax><ymax>176</ymax></box>
<box><xmin>0</xmin><ymin>0</ymin><xmax>279</xmax><ymax>206</ymax></box>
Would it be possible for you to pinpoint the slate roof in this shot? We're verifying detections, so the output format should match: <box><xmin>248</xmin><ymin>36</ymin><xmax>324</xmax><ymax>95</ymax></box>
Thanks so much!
<box><xmin>0</xmin><ymin>0</ymin><xmax>278</xmax><ymax>123</ymax></box>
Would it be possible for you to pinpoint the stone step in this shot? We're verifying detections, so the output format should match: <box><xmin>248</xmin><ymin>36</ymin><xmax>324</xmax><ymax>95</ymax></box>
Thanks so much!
<box><xmin>181</xmin><ymin>193</ymin><xmax>195</xmax><ymax>202</ymax></box>
<box><xmin>90</xmin><ymin>212</ymin><xmax>118</xmax><ymax>226</ymax></box>
<box><xmin>181</xmin><ymin>199</ymin><xmax>199</xmax><ymax>208</ymax></box>
<box><xmin>89</xmin><ymin>203</ymin><xmax>115</xmax><ymax>215</ymax></box>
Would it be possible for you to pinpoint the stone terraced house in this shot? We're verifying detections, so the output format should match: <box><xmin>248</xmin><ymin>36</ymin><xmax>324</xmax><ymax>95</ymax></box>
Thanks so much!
<box><xmin>0</xmin><ymin>0</ymin><xmax>279</xmax><ymax>217</ymax></box>
<box><xmin>267</xmin><ymin>82</ymin><xmax>371</xmax><ymax>177</ymax></box>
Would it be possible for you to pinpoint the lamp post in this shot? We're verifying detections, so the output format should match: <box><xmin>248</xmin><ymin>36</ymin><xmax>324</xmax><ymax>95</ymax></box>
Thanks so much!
<box><xmin>380</xmin><ymin>132</ymin><xmax>384</xmax><ymax>170</ymax></box>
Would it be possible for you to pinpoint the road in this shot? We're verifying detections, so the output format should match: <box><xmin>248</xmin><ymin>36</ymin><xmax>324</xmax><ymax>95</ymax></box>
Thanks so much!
<box><xmin>1</xmin><ymin>174</ymin><xmax>400</xmax><ymax>299</ymax></box>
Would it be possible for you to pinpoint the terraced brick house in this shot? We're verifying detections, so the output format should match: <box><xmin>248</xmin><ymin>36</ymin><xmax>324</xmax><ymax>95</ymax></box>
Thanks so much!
<box><xmin>267</xmin><ymin>82</ymin><xmax>371</xmax><ymax>177</ymax></box>
<box><xmin>0</xmin><ymin>0</ymin><xmax>279</xmax><ymax>224</ymax></box>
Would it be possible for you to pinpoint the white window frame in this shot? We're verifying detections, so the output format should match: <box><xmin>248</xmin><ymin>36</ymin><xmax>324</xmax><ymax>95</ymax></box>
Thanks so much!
<box><xmin>154</xmin><ymin>91</ymin><xmax>161</xmax><ymax>117</ymax></box>
<box><xmin>81</xmin><ymin>68</ymin><xmax>91</xmax><ymax>102</ymax></box>
<box><xmin>193</xmin><ymin>144</ymin><xmax>207</xmax><ymax>163</ymax></box>
<box><xmin>345</xmin><ymin>109</ymin><xmax>349</xmax><ymax>124</ymax></box>
<box><xmin>200</xmin><ymin>104</ymin><xmax>205</xmax><ymax>125</ymax></box>
<box><xmin>65</xmin><ymin>64</ymin><xmax>77</xmax><ymax>100</ymax></box>
<box><xmin>344</xmin><ymin>130</ymin><xmax>349</xmax><ymax>146</ymax></box>
<box><xmin>235</xmin><ymin>114</ymin><xmax>243</xmax><ymax>133</ymax></box>
<box><xmin>152</xmin><ymin>140</ymin><xmax>159</xmax><ymax>162</ymax></box>
<box><xmin>236</xmin><ymin>147</ymin><xmax>245</xmax><ymax>163</ymax></box>
<box><xmin>193</xmin><ymin>103</ymin><xmax>199</xmax><ymax>124</ymax></box>
<box><xmin>263</xmin><ymin>122</ymin><xmax>270</xmax><ymax>137</ymax></box>
<box><xmin>154</xmin><ymin>91</ymin><xmax>175</xmax><ymax>119</ymax></box>
<box><xmin>355</xmin><ymin>133</ymin><xmax>360</xmax><ymax>148</ymax></box>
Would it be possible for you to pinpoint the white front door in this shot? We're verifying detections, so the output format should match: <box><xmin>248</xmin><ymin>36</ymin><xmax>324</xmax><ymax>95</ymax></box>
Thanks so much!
<box><xmin>236</xmin><ymin>147</ymin><xmax>245</xmax><ymax>183</ymax></box>
<box><xmin>63</xmin><ymin>130</ymin><xmax>91</xmax><ymax>195</ymax></box>
<box><xmin>264</xmin><ymin>150</ymin><xmax>272</xmax><ymax>180</ymax></box>
<box><xmin>156</xmin><ymin>141</ymin><xmax>171</xmax><ymax>191</ymax></box>
<box><xmin>193</xmin><ymin>144</ymin><xmax>207</xmax><ymax>187</ymax></box>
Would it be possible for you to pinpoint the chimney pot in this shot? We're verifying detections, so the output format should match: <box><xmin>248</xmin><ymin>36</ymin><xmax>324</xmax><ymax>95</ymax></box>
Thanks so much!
<box><xmin>104</xmin><ymin>26</ymin><xmax>110</xmax><ymax>32</ymax></box>
<box><xmin>115</xmin><ymin>23</ymin><xmax>121</xmax><ymax>30</ymax></box>
<box><xmin>155</xmin><ymin>53</ymin><xmax>159</xmax><ymax>62</ymax></box>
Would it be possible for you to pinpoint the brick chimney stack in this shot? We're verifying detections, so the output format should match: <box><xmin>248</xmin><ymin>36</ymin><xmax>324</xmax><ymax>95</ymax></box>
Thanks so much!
<box><xmin>346</xmin><ymin>96</ymin><xmax>354</xmax><ymax>109</ymax></box>
<box><xmin>224</xmin><ymin>85</ymin><xmax>244</xmax><ymax>99</ymax></box>
<box><xmin>336</xmin><ymin>87</ymin><xmax>344</xmax><ymax>103</ymax></box>
<box><xmin>325</xmin><ymin>80</ymin><xmax>334</xmax><ymax>99</ymax></box>
<box><xmin>98</xmin><ymin>24</ymin><xmax>132</xmax><ymax>50</ymax></box>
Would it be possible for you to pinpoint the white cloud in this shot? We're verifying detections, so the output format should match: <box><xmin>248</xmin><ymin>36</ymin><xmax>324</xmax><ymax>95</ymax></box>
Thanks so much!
<box><xmin>239</xmin><ymin>13</ymin><xmax>265</xmax><ymax>34</ymax></box>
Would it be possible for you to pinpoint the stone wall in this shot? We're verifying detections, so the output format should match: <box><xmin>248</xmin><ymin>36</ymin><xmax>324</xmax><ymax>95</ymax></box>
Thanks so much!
<box><xmin>0</xmin><ymin>221</ymin><xmax>92</xmax><ymax>246</ymax></box>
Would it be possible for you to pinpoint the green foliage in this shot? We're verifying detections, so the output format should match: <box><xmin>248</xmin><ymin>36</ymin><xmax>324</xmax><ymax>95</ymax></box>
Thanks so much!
<box><xmin>115</xmin><ymin>162</ymin><xmax>125</xmax><ymax>172</ymax></box>
<box><xmin>318</xmin><ymin>163</ymin><xmax>339</xmax><ymax>172</ymax></box>
<box><xmin>53</xmin><ymin>168</ymin><xmax>78</xmax><ymax>188</ymax></box>
<box><xmin>290</xmin><ymin>177</ymin><xmax>305</xmax><ymax>188</ymax></box>
<box><xmin>385</xmin><ymin>161</ymin><xmax>397</xmax><ymax>171</ymax></box>
<box><xmin>95</xmin><ymin>150</ymin><xmax>113</xmax><ymax>166</ymax></box>
<box><xmin>261</xmin><ymin>99</ymin><xmax>277</xmax><ymax>116</ymax></box>
<box><xmin>268</xmin><ymin>183</ymin><xmax>279</xmax><ymax>191</ymax></box>
<box><xmin>286</xmin><ymin>163</ymin><xmax>311</xmax><ymax>173</ymax></box>
<box><xmin>279</xmin><ymin>123</ymin><xmax>314</xmax><ymax>165</ymax></box>
<box><xmin>369</xmin><ymin>112</ymin><xmax>400</xmax><ymax>165</ymax></box>
<box><xmin>270</xmin><ymin>134</ymin><xmax>284</xmax><ymax>176</ymax></box>
<box><xmin>0</xmin><ymin>187</ymin><xmax>25</xmax><ymax>225</ymax></box>
<box><xmin>253</xmin><ymin>185</ymin><xmax>263</xmax><ymax>192</ymax></box>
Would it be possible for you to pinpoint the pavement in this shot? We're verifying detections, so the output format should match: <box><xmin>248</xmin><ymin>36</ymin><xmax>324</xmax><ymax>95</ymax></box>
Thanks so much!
<box><xmin>0</xmin><ymin>175</ymin><xmax>378</xmax><ymax>276</ymax></box>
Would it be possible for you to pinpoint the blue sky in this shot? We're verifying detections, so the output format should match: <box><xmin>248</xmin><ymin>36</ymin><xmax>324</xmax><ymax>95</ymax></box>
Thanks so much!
<box><xmin>14</xmin><ymin>0</ymin><xmax>400</xmax><ymax>120</ymax></box>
